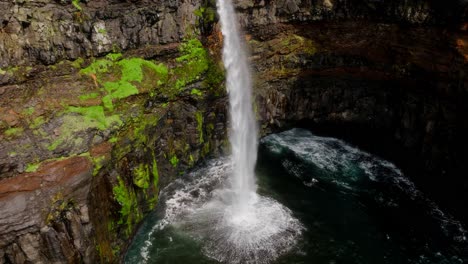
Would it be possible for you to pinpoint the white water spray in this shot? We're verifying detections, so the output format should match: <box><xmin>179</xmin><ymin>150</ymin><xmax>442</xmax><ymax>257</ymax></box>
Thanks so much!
<box><xmin>217</xmin><ymin>0</ymin><xmax>258</xmax><ymax>213</ymax></box>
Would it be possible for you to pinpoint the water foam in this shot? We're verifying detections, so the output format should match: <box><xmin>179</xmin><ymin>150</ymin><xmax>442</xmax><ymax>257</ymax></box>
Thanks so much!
<box><xmin>138</xmin><ymin>158</ymin><xmax>304</xmax><ymax>263</ymax></box>
<box><xmin>178</xmin><ymin>191</ymin><xmax>303</xmax><ymax>264</ymax></box>
<box><xmin>261</xmin><ymin>128</ymin><xmax>468</xmax><ymax>246</ymax></box>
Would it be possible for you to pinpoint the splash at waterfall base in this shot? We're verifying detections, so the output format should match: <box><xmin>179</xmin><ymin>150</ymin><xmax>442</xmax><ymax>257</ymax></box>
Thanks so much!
<box><xmin>160</xmin><ymin>160</ymin><xmax>304</xmax><ymax>263</ymax></box>
<box><xmin>131</xmin><ymin>158</ymin><xmax>304</xmax><ymax>264</ymax></box>
<box><xmin>188</xmin><ymin>194</ymin><xmax>303</xmax><ymax>263</ymax></box>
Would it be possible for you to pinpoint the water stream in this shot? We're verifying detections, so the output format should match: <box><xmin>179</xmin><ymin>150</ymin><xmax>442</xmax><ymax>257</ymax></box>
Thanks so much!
<box><xmin>217</xmin><ymin>0</ymin><xmax>258</xmax><ymax>210</ymax></box>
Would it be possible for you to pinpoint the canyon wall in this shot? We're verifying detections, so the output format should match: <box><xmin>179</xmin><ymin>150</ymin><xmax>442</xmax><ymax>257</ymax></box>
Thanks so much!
<box><xmin>0</xmin><ymin>0</ymin><xmax>467</xmax><ymax>263</ymax></box>
<box><xmin>242</xmin><ymin>0</ymin><xmax>468</xmax><ymax>227</ymax></box>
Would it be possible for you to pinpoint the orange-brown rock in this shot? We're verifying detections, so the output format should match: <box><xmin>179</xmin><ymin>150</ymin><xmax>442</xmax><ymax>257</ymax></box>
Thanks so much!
<box><xmin>0</xmin><ymin>157</ymin><xmax>93</xmax><ymax>262</ymax></box>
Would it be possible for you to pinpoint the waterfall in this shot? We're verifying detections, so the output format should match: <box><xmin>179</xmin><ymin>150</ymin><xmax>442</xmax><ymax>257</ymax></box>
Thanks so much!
<box><xmin>135</xmin><ymin>3</ymin><xmax>304</xmax><ymax>263</ymax></box>
<box><xmin>217</xmin><ymin>0</ymin><xmax>258</xmax><ymax>213</ymax></box>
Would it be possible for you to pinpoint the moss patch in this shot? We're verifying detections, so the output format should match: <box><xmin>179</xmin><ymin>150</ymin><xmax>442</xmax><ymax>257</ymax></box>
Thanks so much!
<box><xmin>133</xmin><ymin>164</ymin><xmax>150</xmax><ymax>189</ymax></box>
<box><xmin>79</xmin><ymin>92</ymin><xmax>100</xmax><ymax>101</ymax></box>
<box><xmin>25</xmin><ymin>163</ymin><xmax>40</xmax><ymax>173</ymax></box>
<box><xmin>169</xmin><ymin>155</ymin><xmax>179</xmax><ymax>167</ymax></box>
<box><xmin>72</xmin><ymin>0</ymin><xmax>82</xmax><ymax>11</ymax></box>
<box><xmin>172</xmin><ymin>39</ymin><xmax>209</xmax><ymax>90</ymax></box>
<box><xmin>67</xmin><ymin>106</ymin><xmax>122</xmax><ymax>131</ymax></box>
<box><xmin>80</xmin><ymin>54</ymin><xmax>169</xmax><ymax>110</ymax></box>
<box><xmin>5</xmin><ymin>127</ymin><xmax>24</xmax><ymax>138</ymax></box>
<box><xmin>112</xmin><ymin>176</ymin><xmax>141</xmax><ymax>236</ymax></box>
<box><xmin>195</xmin><ymin>111</ymin><xmax>204</xmax><ymax>143</ymax></box>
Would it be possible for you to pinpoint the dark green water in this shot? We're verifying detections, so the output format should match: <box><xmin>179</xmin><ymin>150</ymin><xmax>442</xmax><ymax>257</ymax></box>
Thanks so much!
<box><xmin>125</xmin><ymin>128</ymin><xmax>467</xmax><ymax>264</ymax></box>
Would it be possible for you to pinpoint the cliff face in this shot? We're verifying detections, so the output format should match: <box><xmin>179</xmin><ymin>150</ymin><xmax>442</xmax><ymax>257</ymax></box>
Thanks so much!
<box><xmin>0</xmin><ymin>0</ymin><xmax>467</xmax><ymax>263</ymax></box>
<box><xmin>0</xmin><ymin>0</ymin><xmax>197</xmax><ymax>68</ymax></box>
<box><xmin>241</xmin><ymin>0</ymin><xmax>468</xmax><ymax>227</ymax></box>
<box><xmin>0</xmin><ymin>0</ymin><xmax>228</xmax><ymax>262</ymax></box>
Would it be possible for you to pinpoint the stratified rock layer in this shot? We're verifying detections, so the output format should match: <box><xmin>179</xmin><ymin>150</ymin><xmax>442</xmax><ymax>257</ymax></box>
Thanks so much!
<box><xmin>0</xmin><ymin>0</ymin><xmax>467</xmax><ymax>263</ymax></box>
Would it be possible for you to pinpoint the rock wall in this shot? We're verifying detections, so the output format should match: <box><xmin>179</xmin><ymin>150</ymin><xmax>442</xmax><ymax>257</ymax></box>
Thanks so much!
<box><xmin>241</xmin><ymin>1</ymin><xmax>468</xmax><ymax>224</ymax></box>
<box><xmin>0</xmin><ymin>0</ymin><xmax>467</xmax><ymax>263</ymax></box>
<box><xmin>0</xmin><ymin>0</ymin><xmax>200</xmax><ymax>67</ymax></box>
<box><xmin>0</xmin><ymin>0</ymin><xmax>227</xmax><ymax>262</ymax></box>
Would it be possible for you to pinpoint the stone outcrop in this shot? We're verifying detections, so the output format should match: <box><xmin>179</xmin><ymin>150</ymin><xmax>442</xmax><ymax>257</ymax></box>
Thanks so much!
<box><xmin>0</xmin><ymin>157</ymin><xmax>93</xmax><ymax>263</ymax></box>
<box><xmin>0</xmin><ymin>0</ymin><xmax>199</xmax><ymax>67</ymax></box>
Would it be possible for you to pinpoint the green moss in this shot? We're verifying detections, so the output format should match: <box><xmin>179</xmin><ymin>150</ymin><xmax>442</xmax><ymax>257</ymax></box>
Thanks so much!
<box><xmin>5</xmin><ymin>127</ymin><xmax>24</xmax><ymax>137</ymax></box>
<box><xmin>45</xmin><ymin>192</ymin><xmax>76</xmax><ymax>224</ymax></box>
<box><xmin>22</xmin><ymin>107</ymin><xmax>35</xmax><ymax>116</ymax></box>
<box><xmin>79</xmin><ymin>92</ymin><xmax>100</xmax><ymax>101</ymax></box>
<box><xmin>169</xmin><ymin>155</ymin><xmax>179</xmax><ymax>167</ymax></box>
<box><xmin>81</xmin><ymin>54</ymin><xmax>169</xmax><ymax>110</ymax></box>
<box><xmin>194</xmin><ymin>6</ymin><xmax>216</xmax><ymax>23</ymax></box>
<box><xmin>67</xmin><ymin>106</ymin><xmax>122</xmax><ymax>131</ymax></box>
<box><xmin>80</xmin><ymin>59</ymin><xmax>113</xmax><ymax>76</ymax></box>
<box><xmin>189</xmin><ymin>154</ymin><xmax>195</xmax><ymax>166</ymax></box>
<box><xmin>71</xmin><ymin>58</ymin><xmax>84</xmax><ymax>68</ymax></box>
<box><xmin>207</xmin><ymin>123</ymin><xmax>215</xmax><ymax>131</ymax></box>
<box><xmin>102</xmin><ymin>96</ymin><xmax>113</xmax><ymax>110</ymax></box>
<box><xmin>165</xmin><ymin>38</ymin><xmax>224</xmax><ymax>96</ymax></box>
<box><xmin>149</xmin><ymin>154</ymin><xmax>160</xmax><ymax>208</ymax></box>
<box><xmin>92</xmin><ymin>155</ymin><xmax>106</xmax><ymax>176</ymax></box>
<box><xmin>191</xmin><ymin>88</ymin><xmax>203</xmax><ymax>96</ymax></box>
<box><xmin>172</xmin><ymin>38</ymin><xmax>209</xmax><ymax>90</ymax></box>
<box><xmin>132</xmin><ymin>113</ymin><xmax>160</xmax><ymax>147</ymax></box>
<box><xmin>72</xmin><ymin>0</ymin><xmax>82</xmax><ymax>11</ymax></box>
<box><xmin>111</xmin><ymin>245</ymin><xmax>121</xmax><ymax>258</ymax></box>
<box><xmin>113</xmin><ymin>176</ymin><xmax>132</xmax><ymax>221</ymax></box>
<box><xmin>106</xmin><ymin>53</ymin><xmax>122</xmax><ymax>61</ymax></box>
<box><xmin>25</xmin><ymin>163</ymin><xmax>40</xmax><ymax>173</ymax></box>
<box><xmin>201</xmin><ymin>141</ymin><xmax>210</xmax><ymax>157</ymax></box>
<box><xmin>203</xmin><ymin>60</ymin><xmax>225</xmax><ymax>92</ymax></box>
<box><xmin>102</xmin><ymin>81</ymin><xmax>138</xmax><ymax>111</ymax></box>
<box><xmin>133</xmin><ymin>164</ymin><xmax>150</xmax><ymax>189</ymax></box>
<box><xmin>112</xmin><ymin>176</ymin><xmax>140</xmax><ymax>236</ymax></box>
<box><xmin>47</xmin><ymin>139</ymin><xmax>63</xmax><ymax>151</ymax></box>
<box><xmin>45</xmin><ymin>107</ymin><xmax>121</xmax><ymax>153</ymax></box>
<box><xmin>193</xmin><ymin>0</ymin><xmax>217</xmax><ymax>34</ymax></box>
<box><xmin>195</xmin><ymin>111</ymin><xmax>204</xmax><ymax>143</ymax></box>
<box><xmin>104</xmin><ymin>81</ymin><xmax>138</xmax><ymax>98</ymax></box>
<box><xmin>117</xmin><ymin>58</ymin><xmax>168</xmax><ymax>83</ymax></box>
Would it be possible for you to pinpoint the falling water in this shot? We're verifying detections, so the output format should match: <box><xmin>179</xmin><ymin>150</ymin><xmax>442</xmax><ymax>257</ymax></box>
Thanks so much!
<box><xmin>217</xmin><ymin>0</ymin><xmax>258</xmax><ymax>213</ymax></box>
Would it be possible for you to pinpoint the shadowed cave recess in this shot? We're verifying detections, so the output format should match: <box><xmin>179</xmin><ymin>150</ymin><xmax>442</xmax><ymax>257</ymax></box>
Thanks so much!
<box><xmin>0</xmin><ymin>0</ymin><xmax>467</xmax><ymax>263</ymax></box>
